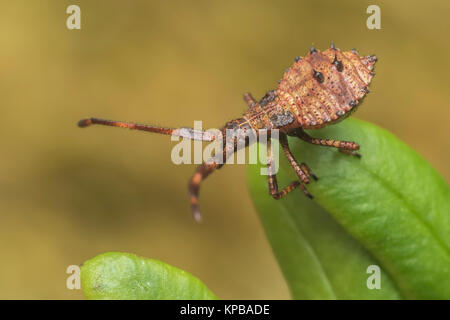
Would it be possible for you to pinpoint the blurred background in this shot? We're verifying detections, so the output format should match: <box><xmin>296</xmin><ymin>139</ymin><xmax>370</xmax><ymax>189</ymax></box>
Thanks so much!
<box><xmin>0</xmin><ymin>0</ymin><xmax>448</xmax><ymax>299</ymax></box>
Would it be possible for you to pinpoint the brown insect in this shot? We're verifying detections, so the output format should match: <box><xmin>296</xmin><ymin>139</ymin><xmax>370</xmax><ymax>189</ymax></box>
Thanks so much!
<box><xmin>78</xmin><ymin>44</ymin><xmax>377</xmax><ymax>222</ymax></box>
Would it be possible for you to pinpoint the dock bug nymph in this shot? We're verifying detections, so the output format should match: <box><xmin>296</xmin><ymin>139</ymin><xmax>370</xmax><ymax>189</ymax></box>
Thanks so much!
<box><xmin>78</xmin><ymin>44</ymin><xmax>377</xmax><ymax>221</ymax></box>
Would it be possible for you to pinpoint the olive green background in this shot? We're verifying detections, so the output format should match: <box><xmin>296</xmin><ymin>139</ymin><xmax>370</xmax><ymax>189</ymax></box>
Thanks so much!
<box><xmin>0</xmin><ymin>1</ymin><xmax>448</xmax><ymax>299</ymax></box>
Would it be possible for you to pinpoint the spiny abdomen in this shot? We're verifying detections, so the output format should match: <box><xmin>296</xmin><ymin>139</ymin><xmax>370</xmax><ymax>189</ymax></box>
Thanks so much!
<box><xmin>276</xmin><ymin>45</ymin><xmax>377</xmax><ymax>129</ymax></box>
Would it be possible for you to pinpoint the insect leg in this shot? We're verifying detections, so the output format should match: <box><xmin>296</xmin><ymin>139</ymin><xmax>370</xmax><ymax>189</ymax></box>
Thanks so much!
<box><xmin>279</xmin><ymin>134</ymin><xmax>313</xmax><ymax>184</ymax></box>
<box><xmin>337</xmin><ymin>149</ymin><xmax>362</xmax><ymax>158</ymax></box>
<box><xmin>293</xmin><ymin>128</ymin><xmax>361</xmax><ymax>158</ymax></box>
<box><xmin>299</xmin><ymin>162</ymin><xmax>318</xmax><ymax>181</ymax></box>
<box><xmin>266</xmin><ymin>137</ymin><xmax>313</xmax><ymax>199</ymax></box>
<box><xmin>243</xmin><ymin>92</ymin><xmax>257</xmax><ymax>107</ymax></box>
<box><xmin>78</xmin><ymin>117</ymin><xmax>215</xmax><ymax>141</ymax></box>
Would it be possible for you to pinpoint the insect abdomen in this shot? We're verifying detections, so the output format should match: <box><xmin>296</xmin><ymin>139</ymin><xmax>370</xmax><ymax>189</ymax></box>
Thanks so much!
<box><xmin>277</xmin><ymin>46</ymin><xmax>377</xmax><ymax>129</ymax></box>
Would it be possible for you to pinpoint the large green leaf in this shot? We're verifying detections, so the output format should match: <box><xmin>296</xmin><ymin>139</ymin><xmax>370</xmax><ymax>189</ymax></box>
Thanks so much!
<box><xmin>248</xmin><ymin>118</ymin><xmax>450</xmax><ymax>299</ymax></box>
<box><xmin>81</xmin><ymin>252</ymin><xmax>217</xmax><ymax>300</ymax></box>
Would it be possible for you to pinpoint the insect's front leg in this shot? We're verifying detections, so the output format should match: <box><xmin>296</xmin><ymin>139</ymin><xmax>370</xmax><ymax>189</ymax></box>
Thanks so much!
<box><xmin>266</xmin><ymin>137</ymin><xmax>312</xmax><ymax>199</ymax></box>
<box><xmin>292</xmin><ymin>128</ymin><xmax>361</xmax><ymax>158</ymax></box>
<box><xmin>242</xmin><ymin>92</ymin><xmax>257</xmax><ymax>107</ymax></box>
<box><xmin>337</xmin><ymin>149</ymin><xmax>362</xmax><ymax>158</ymax></box>
<box><xmin>279</xmin><ymin>134</ymin><xmax>318</xmax><ymax>184</ymax></box>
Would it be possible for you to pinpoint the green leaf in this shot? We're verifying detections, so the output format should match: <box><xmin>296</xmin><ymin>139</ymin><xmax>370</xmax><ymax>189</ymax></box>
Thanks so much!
<box><xmin>248</xmin><ymin>118</ymin><xmax>450</xmax><ymax>299</ymax></box>
<box><xmin>81</xmin><ymin>252</ymin><xmax>217</xmax><ymax>300</ymax></box>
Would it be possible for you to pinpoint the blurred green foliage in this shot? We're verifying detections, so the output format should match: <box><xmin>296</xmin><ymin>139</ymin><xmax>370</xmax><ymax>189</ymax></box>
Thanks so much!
<box><xmin>249</xmin><ymin>119</ymin><xmax>450</xmax><ymax>299</ymax></box>
<box><xmin>82</xmin><ymin>252</ymin><xmax>217</xmax><ymax>300</ymax></box>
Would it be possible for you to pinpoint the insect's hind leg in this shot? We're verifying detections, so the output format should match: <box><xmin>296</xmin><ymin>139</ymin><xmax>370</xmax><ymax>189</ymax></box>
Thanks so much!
<box><xmin>292</xmin><ymin>128</ymin><xmax>361</xmax><ymax>158</ymax></box>
<box><xmin>78</xmin><ymin>117</ymin><xmax>215</xmax><ymax>141</ymax></box>
<box><xmin>266</xmin><ymin>137</ymin><xmax>313</xmax><ymax>199</ymax></box>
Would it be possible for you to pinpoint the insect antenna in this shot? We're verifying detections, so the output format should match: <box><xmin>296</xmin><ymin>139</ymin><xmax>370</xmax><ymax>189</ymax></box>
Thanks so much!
<box><xmin>188</xmin><ymin>161</ymin><xmax>221</xmax><ymax>222</ymax></box>
<box><xmin>78</xmin><ymin>117</ymin><xmax>215</xmax><ymax>141</ymax></box>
